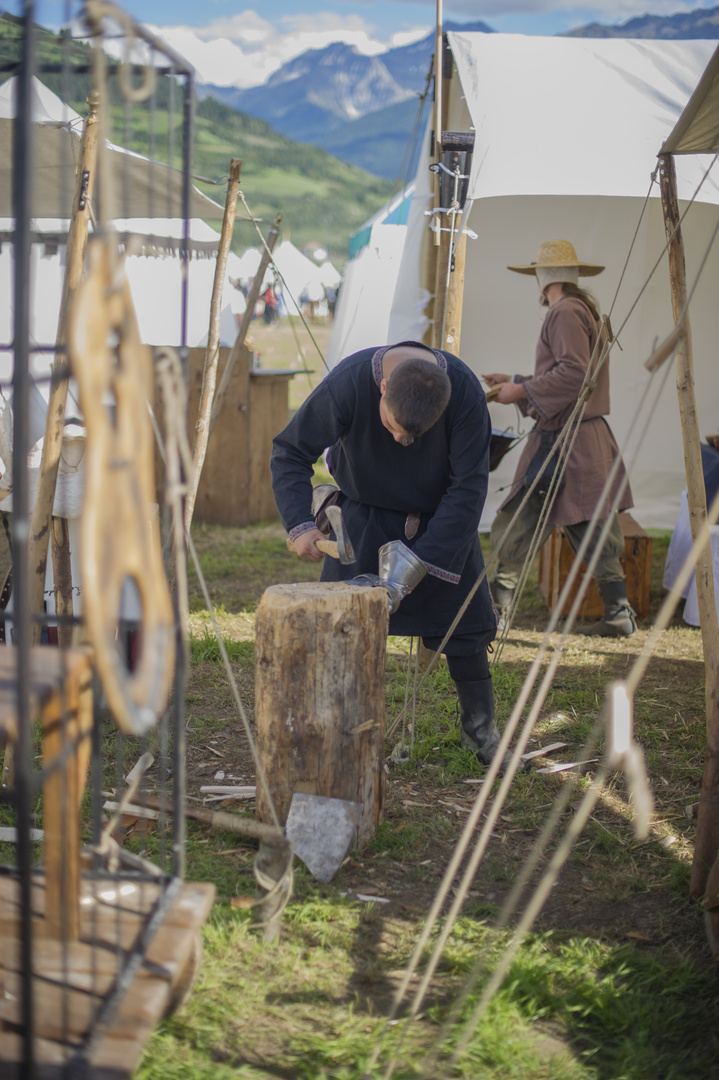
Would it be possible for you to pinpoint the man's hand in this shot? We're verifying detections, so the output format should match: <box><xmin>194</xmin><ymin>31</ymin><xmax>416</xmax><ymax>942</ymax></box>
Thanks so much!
<box><xmin>493</xmin><ymin>381</ymin><xmax>526</xmax><ymax>405</ymax></box>
<box><xmin>483</xmin><ymin>372</ymin><xmax>511</xmax><ymax>387</ymax></box>
<box><xmin>292</xmin><ymin>528</ymin><xmax>327</xmax><ymax>561</ymax></box>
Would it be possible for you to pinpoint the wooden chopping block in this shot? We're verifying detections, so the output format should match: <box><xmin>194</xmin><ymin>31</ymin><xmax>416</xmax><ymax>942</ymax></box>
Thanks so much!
<box><xmin>254</xmin><ymin>582</ymin><xmax>388</xmax><ymax>848</ymax></box>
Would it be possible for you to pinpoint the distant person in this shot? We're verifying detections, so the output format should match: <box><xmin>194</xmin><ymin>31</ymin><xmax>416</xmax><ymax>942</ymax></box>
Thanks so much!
<box><xmin>325</xmin><ymin>285</ymin><xmax>337</xmax><ymax>319</ymax></box>
<box><xmin>262</xmin><ymin>284</ymin><xmax>279</xmax><ymax>326</ymax></box>
<box><xmin>270</xmin><ymin>340</ymin><xmax>515</xmax><ymax>771</ymax></box>
<box><xmin>484</xmin><ymin>239</ymin><xmax>636</xmax><ymax>637</ymax></box>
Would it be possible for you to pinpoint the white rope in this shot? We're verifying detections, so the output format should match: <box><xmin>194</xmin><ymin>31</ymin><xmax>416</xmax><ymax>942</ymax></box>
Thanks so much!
<box><xmin>152</xmin><ymin>347</ymin><xmax>283</xmax><ymax>832</ymax></box>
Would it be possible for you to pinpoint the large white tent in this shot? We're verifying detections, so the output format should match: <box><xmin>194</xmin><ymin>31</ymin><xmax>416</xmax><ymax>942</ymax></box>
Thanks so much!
<box><xmin>343</xmin><ymin>33</ymin><xmax>719</xmax><ymax>529</ymax></box>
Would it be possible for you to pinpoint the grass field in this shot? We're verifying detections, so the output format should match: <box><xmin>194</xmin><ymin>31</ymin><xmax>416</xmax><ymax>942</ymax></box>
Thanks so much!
<box><xmin>141</xmin><ymin>509</ymin><xmax>719</xmax><ymax>1080</ymax></box>
<box><xmin>129</xmin><ymin>320</ymin><xmax>719</xmax><ymax>1078</ymax></box>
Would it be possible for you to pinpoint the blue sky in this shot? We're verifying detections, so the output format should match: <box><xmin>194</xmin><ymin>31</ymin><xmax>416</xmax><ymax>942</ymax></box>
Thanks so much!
<box><xmin>9</xmin><ymin>2</ymin><xmax>719</xmax><ymax>86</ymax></box>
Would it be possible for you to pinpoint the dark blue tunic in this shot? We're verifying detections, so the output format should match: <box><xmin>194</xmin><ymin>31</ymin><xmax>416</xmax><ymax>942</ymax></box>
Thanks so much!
<box><xmin>270</xmin><ymin>345</ymin><xmax>496</xmax><ymax>652</ymax></box>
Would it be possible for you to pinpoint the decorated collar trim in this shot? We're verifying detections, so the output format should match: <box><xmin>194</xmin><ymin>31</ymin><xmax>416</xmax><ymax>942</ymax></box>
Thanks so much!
<box><xmin>371</xmin><ymin>342</ymin><xmax>447</xmax><ymax>387</ymax></box>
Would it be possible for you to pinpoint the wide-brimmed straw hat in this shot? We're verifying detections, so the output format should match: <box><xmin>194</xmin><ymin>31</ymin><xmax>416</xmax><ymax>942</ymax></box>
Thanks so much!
<box><xmin>507</xmin><ymin>238</ymin><xmax>604</xmax><ymax>277</ymax></box>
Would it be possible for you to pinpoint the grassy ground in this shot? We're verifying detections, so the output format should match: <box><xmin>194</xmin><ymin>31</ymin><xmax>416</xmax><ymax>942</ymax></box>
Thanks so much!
<box><xmin>129</xmin><ymin>320</ymin><xmax>719</xmax><ymax>1078</ymax></box>
<box><xmin>129</xmin><ymin>510</ymin><xmax>719</xmax><ymax>1080</ymax></box>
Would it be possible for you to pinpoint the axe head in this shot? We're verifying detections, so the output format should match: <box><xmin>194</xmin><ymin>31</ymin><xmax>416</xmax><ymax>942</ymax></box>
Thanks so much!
<box><xmin>325</xmin><ymin>504</ymin><xmax>356</xmax><ymax>564</ymax></box>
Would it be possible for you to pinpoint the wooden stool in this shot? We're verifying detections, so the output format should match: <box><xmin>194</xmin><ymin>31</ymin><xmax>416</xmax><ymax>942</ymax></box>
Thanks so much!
<box><xmin>254</xmin><ymin>582</ymin><xmax>388</xmax><ymax>847</ymax></box>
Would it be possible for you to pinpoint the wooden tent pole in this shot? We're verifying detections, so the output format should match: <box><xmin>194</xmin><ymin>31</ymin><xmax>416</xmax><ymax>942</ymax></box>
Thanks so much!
<box><xmin>422</xmin><ymin>3</ymin><xmax>445</xmax><ymax>346</ymax></box>
<box><xmin>184</xmin><ymin>157</ymin><xmax>242</xmax><ymax>533</ymax></box>
<box><xmin>659</xmin><ymin>152</ymin><xmax>719</xmax><ymax>897</ymax></box>
<box><xmin>442</xmin><ymin>227</ymin><xmax>467</xmax><ymax>354</ymax></box>
<box><xmin>28</xmin><ymin>92</ymin><xmax>99</xmax><ymax>645</ymax></box>
<box><xmin>209</xmin><ymin>213</ymin><xmax>282</xmax><ymax>434</ymax></box>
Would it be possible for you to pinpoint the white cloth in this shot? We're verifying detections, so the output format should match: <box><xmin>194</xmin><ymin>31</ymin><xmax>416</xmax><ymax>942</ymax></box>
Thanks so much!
<box><xmin>663</xmin><ymin>489</ymin><xmax>719</xmax><ymax>627</ymax></box>
<box><xmin>536</xmin><ymin>266</ymin><xmax>579</xmax><ymax>292</ymax></box>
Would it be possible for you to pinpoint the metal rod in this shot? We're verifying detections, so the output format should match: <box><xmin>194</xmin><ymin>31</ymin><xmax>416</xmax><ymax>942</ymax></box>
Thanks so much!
<box><xmin>13</xmin><ymin>3</ymin><xmax>37</xmax><ymax>1073</ymax></box>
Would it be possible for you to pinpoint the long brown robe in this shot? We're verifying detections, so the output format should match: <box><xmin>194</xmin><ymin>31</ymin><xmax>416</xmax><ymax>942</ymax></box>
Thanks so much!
<box><xmin>503</xmin><ymin>295</ymin><xmax>633</xmax><ymax>526</ymax></box>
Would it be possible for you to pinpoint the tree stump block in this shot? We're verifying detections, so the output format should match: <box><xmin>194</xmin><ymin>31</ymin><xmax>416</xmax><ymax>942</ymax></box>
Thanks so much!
<box><xmin>255</xmin><ymin>582</ymin><xmax>389</xmax><ymax>847</ymax></box>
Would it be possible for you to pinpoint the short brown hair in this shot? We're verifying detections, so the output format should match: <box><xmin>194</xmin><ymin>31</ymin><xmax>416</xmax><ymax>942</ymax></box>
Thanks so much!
<box><xmin>384</xmin><ymin>359</ymin><xmax>452</xmax><ymax>438</ymax></box>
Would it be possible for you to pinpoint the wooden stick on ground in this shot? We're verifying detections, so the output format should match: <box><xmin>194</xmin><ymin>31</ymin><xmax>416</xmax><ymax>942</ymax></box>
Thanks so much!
<box><xmin>140</xmin><ymin>793</ymin><xmax>282</xmax><ymax>842</ymax></box>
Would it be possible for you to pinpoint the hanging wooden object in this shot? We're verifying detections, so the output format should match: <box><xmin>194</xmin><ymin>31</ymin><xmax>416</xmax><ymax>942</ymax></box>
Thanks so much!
<box><xmin>28</xmin><ymin>91</ymin><xmax>100</xmax><ymax>645</ymax></box>
<box><xmin>68</xmin><ymin>236</ymin><xmax>175</xmax><ymax>736</ymax></box>
<box><xmin>658</xmin><ymin>152</ymin><xmax>719</xmax><ymax>899</ymax></box>
<box><xmin>254</xmin><ymin>582</ymin><xmax>388</xmax><ymax>847</ymax></box>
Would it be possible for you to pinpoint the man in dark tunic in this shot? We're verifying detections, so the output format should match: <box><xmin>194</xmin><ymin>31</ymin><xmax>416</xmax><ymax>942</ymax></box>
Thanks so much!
<box><xmin>271</xmin><ymin>340</ymin><xmax>507</xmax><ymax>768</ymax></box>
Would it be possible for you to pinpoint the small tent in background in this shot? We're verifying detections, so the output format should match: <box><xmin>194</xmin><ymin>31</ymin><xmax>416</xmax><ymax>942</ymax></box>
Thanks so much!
<box><xmin>263</xmin><ymin>238</ymin><xmax>329</xmax><ymax>316</ymax></box>
<box><xmin>327</xmin><ymin>184</ymin><xmax>414</xmax><ymax>367</ymax></box>
<box><xmin>114</xmin><ymin>218</ymin><xmax>246</xmax><ymax>347</ymax></box>
<box><xmin>235</xmin><ymin>246</ymin><xmax>263</xmax><ymax>292</ymax></box>
<box><xmin>317</xmin><ymin>259</ymin><xmax>341</xmax><ymax>293</ymax></box>
<box><xmin>361</xmin><ymin>33</ymin><xmax>719</xmax><ymax>530</ymax></box>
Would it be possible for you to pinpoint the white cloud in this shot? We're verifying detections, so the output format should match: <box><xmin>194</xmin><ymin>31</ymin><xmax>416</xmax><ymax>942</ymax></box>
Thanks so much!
<box><xmin>141</xmin><ymin>9</ymin><xmax>399</xmax><ymax>88</ymax></box>
<box><xmin>389</xmin><ymin>27</ymin><xmax>433</xmax><ymax>48</ymax></box>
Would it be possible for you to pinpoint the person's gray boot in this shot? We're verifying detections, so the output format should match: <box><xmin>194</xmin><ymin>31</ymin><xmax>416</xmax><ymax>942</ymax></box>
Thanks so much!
<box><xmin>581</xmin><ymin>580</ymin><xmax>637</xmax><ymax>638</ymax></box>
<box><xmin>455</xmin><ymin>677</ymin><xmax>511</xmax><ymax>770</ymax></box>
<box><xmin>490</xmin><ymin>580</ymin><xmax>515</xmax><ymax>631</ymax></box>
<box><xmin>490</xmin><ymin>580</ymin><xmax>515</xmax><ymax>609</ymax></box>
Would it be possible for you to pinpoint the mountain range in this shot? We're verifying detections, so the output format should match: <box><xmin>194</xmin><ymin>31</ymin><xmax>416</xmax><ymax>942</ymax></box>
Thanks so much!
<box><xmin>196</xmin><ymin>20</ymin><xmax>493</xmax><ymax>184</ymax></box>
<box><xmin>198</xmin><ymin>6</ymin><xmax>719</xmax><ymax>182</ymax></box>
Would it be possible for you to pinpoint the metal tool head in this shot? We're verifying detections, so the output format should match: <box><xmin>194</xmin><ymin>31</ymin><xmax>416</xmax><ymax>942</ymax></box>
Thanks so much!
<box><xmin>325</xmin><ymin>504</ymin><xmax>356</xmax><ymax>564</ymax></box>
<box><xmin>285</xmin><ymin>793</ymin><xmax>362</xmax><ymax>882</ymax></box>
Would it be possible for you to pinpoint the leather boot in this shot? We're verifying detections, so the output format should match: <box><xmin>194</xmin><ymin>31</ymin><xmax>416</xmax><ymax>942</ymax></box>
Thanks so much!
<box><xmin>455</xmin><ymin>677</ymin><xmax>511</xmax><ymax>770</ymax></box>
<box><xmin>581</xmin><ymin>580</ymin><xmax>637</xmax><ymax>637</ymax></box>
<box><xmin>490</xmin><ymin>580</ymin><xmax>515</xmax><ymax>631</ymax></box>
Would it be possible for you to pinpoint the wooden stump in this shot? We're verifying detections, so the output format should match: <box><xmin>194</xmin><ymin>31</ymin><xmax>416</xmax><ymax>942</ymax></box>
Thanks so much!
<box><xmin>255</xmin><ymin>582</ymin><xmax>388</xmax><ymax>847</ymax></box>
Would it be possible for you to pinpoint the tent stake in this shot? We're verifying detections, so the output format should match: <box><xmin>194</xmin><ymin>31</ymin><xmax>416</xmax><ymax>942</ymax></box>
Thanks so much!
<box><xmin>185</xmin><ymin>157</ymin><xmax>242</xmax><ymax>533</ymax></box>
<box><xmin>659</xmin><ymin>151</ymin><xmax>719</xmax><ymax>898</ymax></box>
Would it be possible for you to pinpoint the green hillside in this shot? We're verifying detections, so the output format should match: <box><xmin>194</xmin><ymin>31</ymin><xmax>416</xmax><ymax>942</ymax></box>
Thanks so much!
<box><xmin>191</xmin><ymin>96</ymin><xmax>394</xmax><ymax>259</ymax></box>
<box><xmin>0</xmin><ymin>14</ymin><xmax>394</xmax><ymax>260</ymax></box>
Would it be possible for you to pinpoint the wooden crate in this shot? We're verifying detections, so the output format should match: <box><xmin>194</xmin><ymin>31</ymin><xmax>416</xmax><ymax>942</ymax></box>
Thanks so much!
<box><xmin>537</xmin><ymin>512</ymin><xmax>652</xmax><ymax>619</ymax></box>
<box><xmin>184</xmin><ymin>346</ymin><xmax>293</xmax><ymax>527</ymax></box>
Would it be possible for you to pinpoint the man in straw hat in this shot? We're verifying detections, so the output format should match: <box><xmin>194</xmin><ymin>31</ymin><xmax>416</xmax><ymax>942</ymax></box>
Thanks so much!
<box><xmin>484</xmin><ymin>239</ymin><xmax>636</xmax><ymax>637</ymax></box>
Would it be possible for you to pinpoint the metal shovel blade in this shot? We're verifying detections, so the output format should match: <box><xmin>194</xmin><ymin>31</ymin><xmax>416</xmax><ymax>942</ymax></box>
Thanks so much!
<box><xmin>285</xmin><ymin>792</ymin><xmax>362</xmax><ymax>883</ymax></box>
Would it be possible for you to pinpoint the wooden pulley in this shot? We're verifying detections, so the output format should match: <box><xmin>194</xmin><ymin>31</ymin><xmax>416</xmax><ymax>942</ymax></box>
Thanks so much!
<box><xmin>67</xmin><ymin>235</ymin><xmax>175</xmax><ymax>736</ymax></box>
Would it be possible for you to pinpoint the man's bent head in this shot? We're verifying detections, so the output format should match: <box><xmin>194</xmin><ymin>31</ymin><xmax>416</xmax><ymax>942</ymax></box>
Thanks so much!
<box><xmin>382</xmin><ymin>359</ymin><xmax>451</xmax><ymax>441</ymax></box>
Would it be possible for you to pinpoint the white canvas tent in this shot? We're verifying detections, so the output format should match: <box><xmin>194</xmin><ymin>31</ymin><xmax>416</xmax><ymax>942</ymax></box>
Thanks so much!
<box><xmin>365</xmin><ymin>33</ymin><xmax>719</xmax><ymax>530</ymax></box>
<box><xmin>327</xmin><ymin>184</ymin><xmax>414</xmax><ymax>367</ymax></box>
<box><xmin>0</xmin><ymin>75</ymin><xmax>224</xmax><ymax>220</ymax></box>
<box><xmin>0</xmin><ymin>77</ymin><xmax>236</xmax><ymax>378</ymax></box>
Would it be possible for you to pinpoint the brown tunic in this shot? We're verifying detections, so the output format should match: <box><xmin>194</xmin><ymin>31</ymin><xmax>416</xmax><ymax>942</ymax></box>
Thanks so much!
<box><xmin>504</xmin><ymin>295</ymin><xmax>633</xmax><ymax>526</ymax></box>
